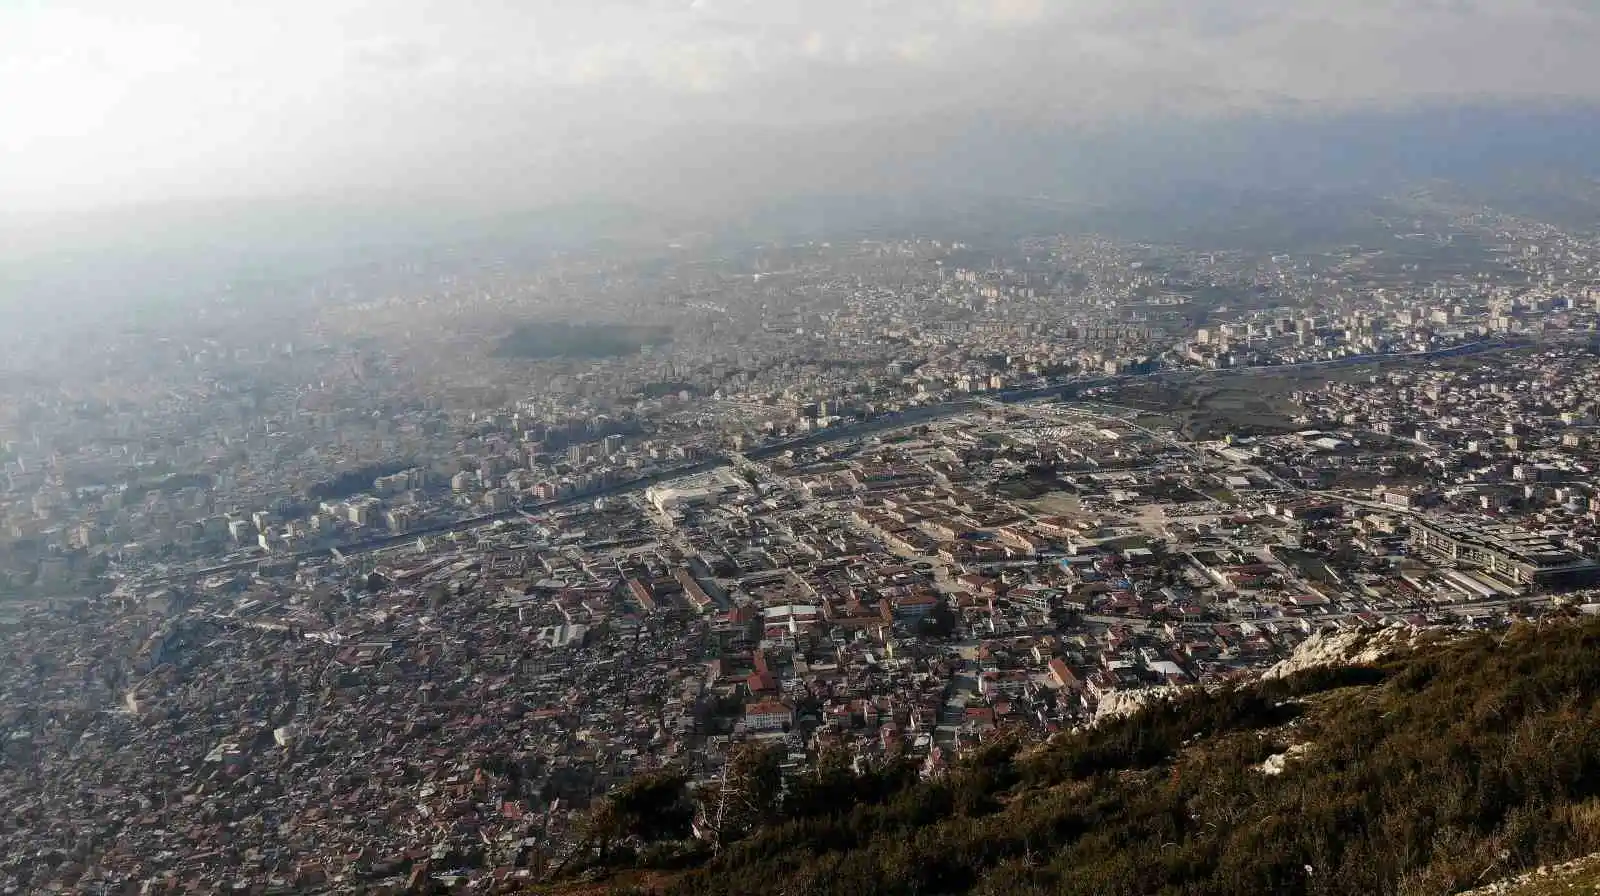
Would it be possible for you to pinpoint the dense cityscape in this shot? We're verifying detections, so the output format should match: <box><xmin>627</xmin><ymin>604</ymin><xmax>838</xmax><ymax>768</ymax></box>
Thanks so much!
<box><xmin>6</xmin><ymin>186</ymin><xmax>1600</xmax><ymax>893</ymax></box>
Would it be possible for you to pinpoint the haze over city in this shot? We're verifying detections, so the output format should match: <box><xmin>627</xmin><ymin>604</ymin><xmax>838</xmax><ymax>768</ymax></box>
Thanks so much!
<box><xmin>7</xmin><ymin>0</ymin><xmax>1600</xmax><ymax>221</ymax></box>
<box><xmin>11</xmin><ymin>3</ymin><xmax>1600</xmax><ymax>895</ymax></box>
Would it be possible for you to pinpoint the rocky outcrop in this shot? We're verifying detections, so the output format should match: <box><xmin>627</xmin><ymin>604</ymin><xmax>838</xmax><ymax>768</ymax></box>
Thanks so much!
<box><xmin>1092</xmin><ymin>685</ymin><xmax>1186</xmax><ymax>724</ymax></box>
<box><xmin>1263</xmin><ymin>626</ymin><xmax>1425</xmax><ymax>680</ymax></box>
<box><xmin>1257</xmin><ymin>742</ymin><xmax>1312</xmax><ymax>776</ymax></box>
<box><xmin>1458</xmin><ymin>852</ymin><xmax>1600</xmax><ymax>895</ymax></box>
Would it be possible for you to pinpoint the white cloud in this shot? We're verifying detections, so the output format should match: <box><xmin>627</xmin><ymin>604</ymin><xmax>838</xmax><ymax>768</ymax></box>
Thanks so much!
<box><xmin>2</xmin><ymin>0</ymin><xmax>1599</xmax><ymax>213</ymax></box>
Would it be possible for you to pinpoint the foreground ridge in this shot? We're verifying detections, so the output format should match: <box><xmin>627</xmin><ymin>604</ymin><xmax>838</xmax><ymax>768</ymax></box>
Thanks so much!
<box><xmin>544</xmin><ymin>616</ymin><xmax>1600</xmax><ymax>896</ymax></box>
<box><xmin>1463</xmin><ymin>852</ymin><xmax>1600</xmax><ymax>896</ymax></box>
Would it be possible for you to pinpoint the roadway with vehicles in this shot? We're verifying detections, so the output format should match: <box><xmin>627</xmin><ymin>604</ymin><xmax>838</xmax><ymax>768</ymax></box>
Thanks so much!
<box><xmin>188</xmin><ymin>337</ymin><xmax>1525</xmax><ymax>578</ymax></box>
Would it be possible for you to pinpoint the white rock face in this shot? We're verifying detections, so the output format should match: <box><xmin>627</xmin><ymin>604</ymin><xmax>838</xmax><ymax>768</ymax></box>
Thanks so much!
<box><xmin>1262</xmin><ymin>626</ymin><xmax>1421</xmax><ymax>680</ymax></box>
<box><xmin>1093</xmin><ymin>685</ymin><xmax>1186</xmax><ymax>724</ymax></box>
<box><xmin>1091</xmin><ymin>624</ymin><xmax>1457</xmax><ymax>731</ymax></box>
<box><xmin>1457</xmin><ymin>852</ymin><xmax>1600</xmax><ymax>895</ymax></box>
<box><xmin>1257</xmin><ymin>742</ymin><xmax>1312</xmax><ymax>776</ymax></box>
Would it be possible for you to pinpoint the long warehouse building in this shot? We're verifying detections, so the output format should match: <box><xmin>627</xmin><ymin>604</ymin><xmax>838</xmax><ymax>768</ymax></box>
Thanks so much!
<box><xmin>1409</xmin><ymin>515</ymin><xmax>1600</xmax><ymax>589</ymax></box>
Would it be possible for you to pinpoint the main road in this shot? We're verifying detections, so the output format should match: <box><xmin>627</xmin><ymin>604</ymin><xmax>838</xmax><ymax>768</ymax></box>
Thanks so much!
<box><xmin>186</xmin><ymin>337</ymin><xmax>1526</xmax><ymax>578</ymax></box>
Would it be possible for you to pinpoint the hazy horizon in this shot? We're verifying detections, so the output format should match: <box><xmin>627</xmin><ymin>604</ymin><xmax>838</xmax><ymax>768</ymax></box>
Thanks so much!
<box><xmin>7</xmin><ymin>0</ymin><xmax>1600</xmax><ymax>230</ymax></box>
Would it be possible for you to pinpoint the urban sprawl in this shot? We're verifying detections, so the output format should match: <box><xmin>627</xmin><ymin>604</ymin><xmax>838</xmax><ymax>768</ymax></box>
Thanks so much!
<box><xmin>8</xmin><ymin>200</ymin><xmax>1600</xmax><ymax>892</ymax></box>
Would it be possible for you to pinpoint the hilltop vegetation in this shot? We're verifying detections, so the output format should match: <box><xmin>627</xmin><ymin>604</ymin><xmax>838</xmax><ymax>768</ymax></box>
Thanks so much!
<box><xmin>556</xmin><ymin>618</ymin><xmax>1600</xmax><ymax>896</ymax></box>
<box><xmin>1460</xmin><ymin>852</ymin><xmax>1600</xmax><ymax>896</ymax></box>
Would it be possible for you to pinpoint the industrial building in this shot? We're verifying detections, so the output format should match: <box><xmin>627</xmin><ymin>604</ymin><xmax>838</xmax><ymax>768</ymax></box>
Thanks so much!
<box><xmin>1408</xmin><ymin>516</ymin><xmax>1600</xmax><ymax>589</ymax></box>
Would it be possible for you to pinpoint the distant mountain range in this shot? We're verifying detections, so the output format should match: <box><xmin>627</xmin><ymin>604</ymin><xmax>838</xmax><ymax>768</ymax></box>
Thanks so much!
<box><xmin>6</xmin><ymin>99</ymin><xmax>1600</xmax><ymax>316</ymax></box>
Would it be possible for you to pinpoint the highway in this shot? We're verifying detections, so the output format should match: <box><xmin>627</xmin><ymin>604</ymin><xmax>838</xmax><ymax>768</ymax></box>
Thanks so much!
<box><xmin>750</xmin><ymin>336</ymin><xmax>1524</xmax><ymax>461</ymax></box>
<box><xmin>189</xmin><ymin>457</ymin><xmax>724</xmax><ymax>578</ymax></box>
<box><xmin>186</xmin><ymin>337</ymin><xmax>1525</xmax><ymax>578</ymax></box>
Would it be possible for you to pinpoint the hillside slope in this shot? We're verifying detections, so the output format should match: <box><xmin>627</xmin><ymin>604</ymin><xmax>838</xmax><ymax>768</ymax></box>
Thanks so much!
<box><xmin>1462</xmin><ymin>852</ymin><xmax>1600</xmax><ymax>896</ymax></box>
<box><xmin>556</xmin><ymin>618</ymin><xmax>1600</xmax><ymax>896</ymax></box>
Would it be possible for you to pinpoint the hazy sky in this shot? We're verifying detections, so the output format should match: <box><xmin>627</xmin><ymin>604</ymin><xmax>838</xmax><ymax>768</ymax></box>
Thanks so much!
<box><xmin>5</xmin><ymin>0</ymin><xmax>1600</xmax><ymax>215</ymax></box>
